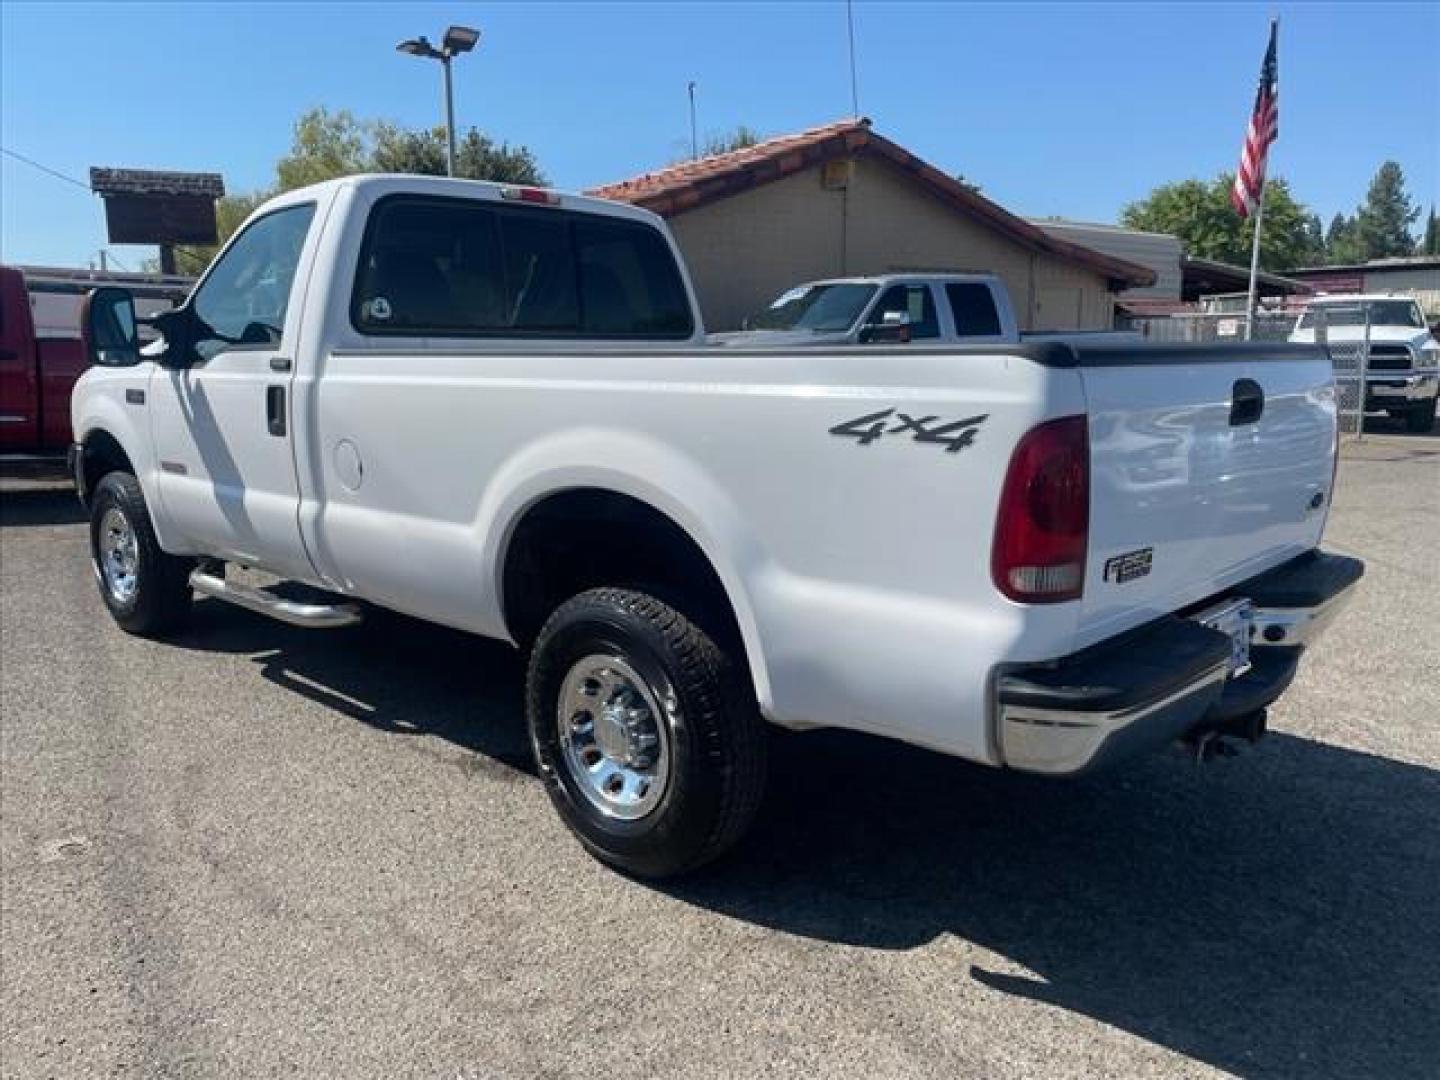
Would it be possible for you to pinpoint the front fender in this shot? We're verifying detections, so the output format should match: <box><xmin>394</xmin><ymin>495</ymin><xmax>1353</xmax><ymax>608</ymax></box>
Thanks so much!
<box><xmin>71</xmin><ymin>365</ymin><xmax>177</xmax><ymax>550</ymax></box>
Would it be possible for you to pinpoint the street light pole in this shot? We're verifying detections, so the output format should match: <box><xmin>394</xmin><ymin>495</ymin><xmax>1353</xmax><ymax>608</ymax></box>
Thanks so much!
<box><xmin>397</xmin><ymin>25</ymin><xmax>480</xmax><ymax>179</ymax></box>
<box><xmin>442</xmin><ymin>54</ymin><xmax>456</xmax><ymax>176</ymax></box>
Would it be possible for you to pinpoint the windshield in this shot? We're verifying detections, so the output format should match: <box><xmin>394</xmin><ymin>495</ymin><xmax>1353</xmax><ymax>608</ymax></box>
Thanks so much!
<box><xmin>748</xmin><ymin>283</ymin><xmax>877</xmax><ymax>332</ymax></box>
<box><xmin>1297</xmin><ymin>300</ymin><xmax>1425</xmax><ymax>331</ymax></box>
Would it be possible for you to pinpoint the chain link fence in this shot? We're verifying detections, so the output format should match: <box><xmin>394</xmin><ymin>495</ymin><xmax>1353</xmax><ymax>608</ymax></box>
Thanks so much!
<box><xmin>1128</xmin><ymin>309</ymin><xmax>1296</xmax><ymax>343</ymax></box>
<box><xmin>1312</xmin><ymin>304</ymin><xmax>1372</xmax><ymax>438</ymax></box>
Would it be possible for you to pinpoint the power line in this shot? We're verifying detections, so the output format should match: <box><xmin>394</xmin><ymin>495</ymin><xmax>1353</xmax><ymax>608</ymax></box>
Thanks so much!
<box><xmin>1</xmin><ymin>146</ymin><xmax>92</xmax><ymax>192</ymax></box>
<box><xmin>3</xmin><ymin>145</ymin><xmax>212</xmax><ymax>276</ymax></box>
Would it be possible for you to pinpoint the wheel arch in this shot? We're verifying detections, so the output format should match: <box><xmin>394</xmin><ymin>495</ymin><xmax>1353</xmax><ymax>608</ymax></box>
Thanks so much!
<box><xmin>77</xmin><ymin>427</ymin><xmax>134</xmax><ymax>506</ymax></box>
<box><xmin>482</xmin><ymin>435</ymin><xmax>775</xmax><ymax>711</ymax></box>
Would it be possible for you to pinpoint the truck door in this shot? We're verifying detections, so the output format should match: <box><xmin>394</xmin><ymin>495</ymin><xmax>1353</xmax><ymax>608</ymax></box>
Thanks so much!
<box><xmin>0</xmin><ymin>266</ymin><xmax>40</xmax><ymax>453</ymax></box>
<box><xmin>148</xmin><ymin>201</ymin><xmax>320</xmax><ymax>579</ymax></box>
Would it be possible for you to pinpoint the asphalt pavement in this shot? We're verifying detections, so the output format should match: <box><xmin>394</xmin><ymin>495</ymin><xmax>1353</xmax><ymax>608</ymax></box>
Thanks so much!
<box><xmin>2</xmin><ymin>427</ymin><xmax>1437</xmax><ymax>1079</ymax></box>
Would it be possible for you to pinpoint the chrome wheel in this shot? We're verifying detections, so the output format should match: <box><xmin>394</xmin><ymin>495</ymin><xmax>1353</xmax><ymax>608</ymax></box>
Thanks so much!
<box><xmin>98</xmin><ymin>506</ymin><xmax>140</xmax><ymax>604</ymax></box>
<box><xmin>557</xmin><ymin>654</ymin><xmax>672</xmax><ymax>821</ymax></box>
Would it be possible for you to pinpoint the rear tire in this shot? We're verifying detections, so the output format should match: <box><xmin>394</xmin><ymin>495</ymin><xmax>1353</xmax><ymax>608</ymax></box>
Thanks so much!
<box><xmin>526</xmin><ymin>587</ymin><xmax>767</xmax><ymax>878</ymax></box>
<box><xmin>89</xmin><ymin>471</ymin><xmax>194</xmax><ymax>636</ymax></box>
<box><xmin>1405</xmin><ymin>398</ymin><xmax>1437</xmax><ymax>433</ymax></box>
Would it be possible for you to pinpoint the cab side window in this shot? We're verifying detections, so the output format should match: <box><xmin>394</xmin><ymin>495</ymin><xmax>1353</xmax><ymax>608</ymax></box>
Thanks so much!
<box><xmin>867</xmin><ymin>285</ymin><xmax>939</xmax><ymax>339</ymax></box>
<box><xmin>191</xmin><ymin>203</ymin><xmax>316</xmax><ymax>358</ymax></box>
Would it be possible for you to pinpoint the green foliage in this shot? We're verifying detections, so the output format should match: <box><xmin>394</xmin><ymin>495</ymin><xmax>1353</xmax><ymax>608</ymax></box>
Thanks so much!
<box><xmin>1354</xmin><ymin>161</ymin><xmax>1419</xmax><ymax>258</ymax></box>
<box><xmin>1325</xmin><ymin>213</ymin><xmax>1365</xmax><ymax>265</ymax></box>
<box><xmin>953</xmin><ymin>174</ymin><xmax>982</xmax><ymax>195</ymax></box>
<box><xmin>275</xmin><ymin>107</ymin><xmax>368</xmax><ymax>191</ymax></box>
<box><xmin>370</xmin><ymin>122</ymin><xmax>546</xmax><ymax>184</ymax></box>
<box><xmin>701</xmin><ymin>125</ymin><xmax>763</xmax><ymax>156</ymax></box>
<box><xmin>164</xmin><ymin>106</ymin><xmax>547</xmax><ymax>274</ymax></box>
<box><xmin>1120</xmin><ymin>174</ymin><xmax>1314</xmax><ymax>270</ymax></box>
<box><xmin>1422</xmin><ymin>206</ymin><xmax>1439</xmax><ymax>256</ymax></box>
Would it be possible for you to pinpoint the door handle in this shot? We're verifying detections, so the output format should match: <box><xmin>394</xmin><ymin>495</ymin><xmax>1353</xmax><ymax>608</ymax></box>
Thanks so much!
<box><xmin>1229</xmin><ymin>378</ymin><xmax>1265</xmax><ymax>426</ymax></box>
<box><xmin>266</xmin><ymin>385</ymin><xmax>286</xmax><ymax>437</ymax></box>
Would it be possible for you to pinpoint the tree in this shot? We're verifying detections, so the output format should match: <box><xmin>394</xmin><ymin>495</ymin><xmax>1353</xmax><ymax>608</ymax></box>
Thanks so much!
<box><xmin>155</xmin><ymin>106</ymin><xmax>547</xmax><ymax>274</ymax></box>
<box><xmin>1120</xmin><ymin>174</ymin><xmax>1314</xmax><ymax>270</ymax></box>
<box><xmin>953</xmin><ymin>174</ymin><xmax>982</xmax><ymax>195</ymax></box>
<box><xmin>1354</xmin><ymin>161</ymin><xmax>1419</xmax><ymax>258</ymax></box>
<box><xmin>370</xmin><ymin>122</ymin><xmax>545</xmax><ymax>184</ymax></box>
<box><xmin>275</xmin><ymin>107</ymin><xmax>368</xmax><ymax>190</ymax></box>
<box><xmin>1416</xmin><ymin>205</ymin><xmax>1437</xmax><ymax>256</ymax></box>
<box><xmin>1325</xmin><ymin>212</ymin><xmax>1364</xmax><ymax>265</ymax></box>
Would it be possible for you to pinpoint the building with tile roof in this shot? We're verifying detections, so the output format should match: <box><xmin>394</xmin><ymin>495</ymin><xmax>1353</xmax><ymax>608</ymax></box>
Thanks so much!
<box><xmin>589</xmin><ymin>119</ymin><xmax>1154</xmax><ymax>332</ymax></box>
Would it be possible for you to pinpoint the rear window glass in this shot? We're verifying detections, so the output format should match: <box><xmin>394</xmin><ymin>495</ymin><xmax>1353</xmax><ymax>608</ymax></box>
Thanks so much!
<box><xmin>945</xmin><ymin>283</ymin><xmax>1002</xmax><ymax>337</ymax></box>
<box><xmin>352</xmin><ymin>196</ymin><xmax>692</xmax><ymax>339</ymax></box>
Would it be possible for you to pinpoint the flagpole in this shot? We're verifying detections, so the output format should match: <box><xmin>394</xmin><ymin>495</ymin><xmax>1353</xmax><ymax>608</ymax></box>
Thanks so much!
<box><xmin>1244</xmin><ymin>16</ymin><xmax>1278</xmax><ymax>342</ymax></box>
<box><xmin>1245</xmin><ymin>178</ymin><xmax>1266</xmax><ymax>341</ymax></box>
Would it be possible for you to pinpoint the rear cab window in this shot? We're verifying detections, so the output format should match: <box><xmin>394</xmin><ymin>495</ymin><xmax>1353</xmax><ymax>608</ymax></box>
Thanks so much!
<box><xmin>351</xmin><ymin>195</ymin><xmax>694</xmax><ymax>340</ymax></box>
<box><xmin>945</xmin><ymin>283</ymin><xmax>1003</xmax><ymax>337</ymax></box>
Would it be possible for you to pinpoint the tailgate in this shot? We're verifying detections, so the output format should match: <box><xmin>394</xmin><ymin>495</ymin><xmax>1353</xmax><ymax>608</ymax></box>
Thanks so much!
<box><xmin>1076</xmin><ymin>343</ymin><xmax>1336</xmax><ymax>645</ymax></box>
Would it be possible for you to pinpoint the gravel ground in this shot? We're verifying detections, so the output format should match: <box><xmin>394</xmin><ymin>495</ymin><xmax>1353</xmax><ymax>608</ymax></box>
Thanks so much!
<box><xmin>2</xmin><ymin>428</ymin><xmax>1437</xmax><ymax>1079</ymax></box>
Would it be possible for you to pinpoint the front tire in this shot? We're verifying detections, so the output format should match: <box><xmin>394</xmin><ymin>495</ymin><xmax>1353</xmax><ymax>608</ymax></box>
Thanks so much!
<box><xmin>89</xmin><ymin>471</ymin><xmax>194</xmax><ymax>636</ymax></box>
<box><xmin>526</xmin><ymin>588</ymin><xmax>767</xmax><ymax>878</ymax></box>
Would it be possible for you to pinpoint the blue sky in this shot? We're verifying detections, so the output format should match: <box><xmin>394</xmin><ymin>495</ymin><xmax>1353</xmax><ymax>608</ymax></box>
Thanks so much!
<box><xmin>3</xmin><ymin>1</ymin><xmax>1436</xmax><ymax>270</ymax></box>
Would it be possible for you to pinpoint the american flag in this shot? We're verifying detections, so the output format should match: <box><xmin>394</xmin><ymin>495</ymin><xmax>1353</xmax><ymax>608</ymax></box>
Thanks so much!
<box><xmin>1231</xmin><ymin>22</ymin><xmax>1279</xmax><ymax>219</ymax></box>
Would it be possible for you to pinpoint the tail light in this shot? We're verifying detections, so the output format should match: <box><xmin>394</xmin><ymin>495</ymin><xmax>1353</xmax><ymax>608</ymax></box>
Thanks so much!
<box><xmin>992</xmin><ymin>415</ymin><xmax>1089</xmax><ymax>603</ymax></box>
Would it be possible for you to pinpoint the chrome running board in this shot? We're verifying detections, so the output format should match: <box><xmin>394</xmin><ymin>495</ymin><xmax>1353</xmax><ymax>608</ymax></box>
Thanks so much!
<box><xmin>189</xmin><ymin>569</ymin><xmax>362</xmax><ymax>629</ymax></box>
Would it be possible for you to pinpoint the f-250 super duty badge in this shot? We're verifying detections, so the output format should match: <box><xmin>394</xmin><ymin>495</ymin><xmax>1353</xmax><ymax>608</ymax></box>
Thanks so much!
<box><xmin>1103</xmin><ymin>547</ymin><xmax>1154</xmax><ymax>584</ymax></box>
<box><xmin>829</xmin><ymin>408</ymin><xmax>988</xmax><ymax>454</ymax></box>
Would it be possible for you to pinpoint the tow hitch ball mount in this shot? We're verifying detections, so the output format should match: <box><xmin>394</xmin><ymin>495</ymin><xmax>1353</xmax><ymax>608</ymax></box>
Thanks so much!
<box><xmin>1184</xmin><ymin>709</ymin><xmax>1268</xmax><ymax>765</ymax></box>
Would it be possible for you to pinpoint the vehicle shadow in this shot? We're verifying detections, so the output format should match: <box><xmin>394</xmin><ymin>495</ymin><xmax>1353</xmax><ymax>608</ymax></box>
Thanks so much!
<box><xmin>170</xmin><ymin>599</ymin><xmax>534</xmax><ymax>775</ymax></box>
<box><xmin>169</xmin><ymin>600</ymin><xmax>1439</xmax><ymax>1079</ymax></box>
<box><xmin>0</xmin><ymin>481</ymin><xmax>86</xmax><ymax>527</ymax></box>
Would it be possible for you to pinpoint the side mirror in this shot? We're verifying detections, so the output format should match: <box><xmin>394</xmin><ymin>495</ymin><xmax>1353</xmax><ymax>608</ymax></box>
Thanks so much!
<box><xmin>81</xmin><ymin>287</ymin><xmax>141</xmax><ymax>367</ymax></box>
<box><xmin>861</xmin><ymin>309</ymin><xmax>912</xmax><ymax>344</ymax></box>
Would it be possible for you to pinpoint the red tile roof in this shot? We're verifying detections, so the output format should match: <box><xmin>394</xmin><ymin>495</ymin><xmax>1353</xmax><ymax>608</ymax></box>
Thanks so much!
<box><xmin>588</xmin><ymin>119</ymin><xmax>1156</xmax><ymax>289</ymax></box>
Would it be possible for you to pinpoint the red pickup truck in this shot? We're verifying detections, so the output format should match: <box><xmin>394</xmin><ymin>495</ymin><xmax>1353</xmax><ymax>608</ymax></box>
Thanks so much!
<box><xmin>1</xmin><ymin>265</ymin><xmax>189</xmax><ymax>460</ymax></box>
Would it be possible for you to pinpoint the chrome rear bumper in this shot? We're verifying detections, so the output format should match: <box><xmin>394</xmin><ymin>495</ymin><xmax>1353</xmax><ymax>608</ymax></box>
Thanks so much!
<box><xmin>996</xmin><ymin>551</ymin><xmax>1363</xmax><ymax>776</ymax></box>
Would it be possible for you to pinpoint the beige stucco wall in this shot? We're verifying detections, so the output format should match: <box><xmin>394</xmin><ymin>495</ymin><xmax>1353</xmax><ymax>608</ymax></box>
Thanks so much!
<box><xmin>665</xmin><ymin>155</ymin><xmax>1117</xmax><ymax>332</ymax></box>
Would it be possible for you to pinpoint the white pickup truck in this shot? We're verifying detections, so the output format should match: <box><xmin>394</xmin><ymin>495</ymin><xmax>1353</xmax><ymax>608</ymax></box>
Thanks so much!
<box><xmin>71</xmin><ymin>175</ymin><xmax>1362</xmax><ymax>877</ymax></box>
<box><xmin>1289</xmin><ymin>295</ymin><xmax>1439</xmax><ymax>433</ymax></box>
<box><xmin>707</xmin><ymin>272</ymin><xmax>1139</xmax><ymax>348</ymax></box>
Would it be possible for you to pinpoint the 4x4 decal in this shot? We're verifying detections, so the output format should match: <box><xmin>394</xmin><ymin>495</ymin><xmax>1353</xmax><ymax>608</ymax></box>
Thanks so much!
<box><xmin>829</xmin><ymin>408</ymin><xmax>988</xmax><ymax>454</ymax></box>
